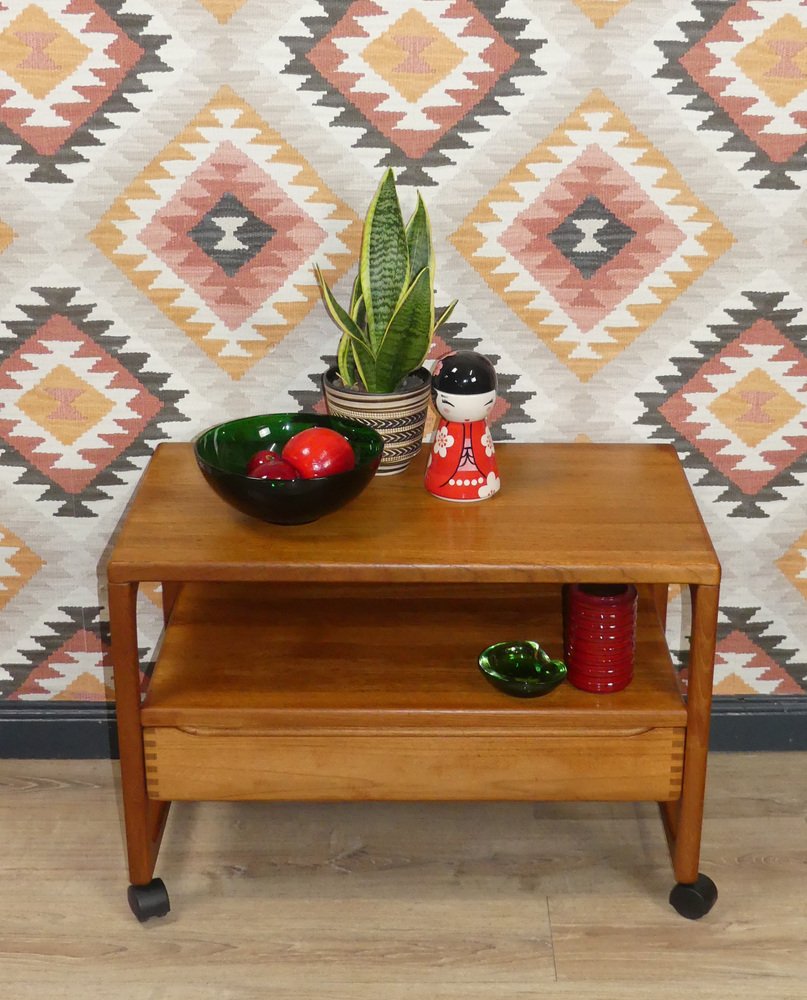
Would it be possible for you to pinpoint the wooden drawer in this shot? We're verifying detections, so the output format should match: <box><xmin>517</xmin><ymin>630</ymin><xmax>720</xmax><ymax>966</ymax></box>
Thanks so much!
<box><xmin>144</xmin><ymin>726</ymin><xmax>685</xmax><ymax>803</ymax></box>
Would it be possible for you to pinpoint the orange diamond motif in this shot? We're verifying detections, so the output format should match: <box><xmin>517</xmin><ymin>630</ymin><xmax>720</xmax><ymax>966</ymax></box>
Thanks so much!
<box><xmin>0</xmin><ymin>217</ymin><xmax>13</xmax><ymax>252</ymax></box>
<box><xmin>0</xmin><ymin>4</ymin><xmax>92</xmax><ymax>100</ymax></box>
<box><xmin>0</xmin><ymin>524</ymin><xmax>43</xmax><ymax>612</ymax></box>
<box><xmin>665</xmin><ymin>3</ymin><xmax>807</xmax><ymax>183</ymax></box>
<box><xmin>284</xmin><ymin>0</ymin><xmax>549</xmax><ymax>184</ymax></box>
<box><xmin>362</xmin><ymin>8</ymin><xmax>465</xmax><ymax>104</ymax></box>
<box><xmin>733</xmin><ymin>14</ymin><xmax>807</xmax><ymax>109</ymax></box>
<box><xmin>16</xmin><ymin>363</ymin><xmax>115</xmax><ymax>446</ymax></box>
<box><xmin>196</xmin><ymin>0</ymin><xmax>248</xmax><ymax>24</ymax></box>
<box><xmin>0</xmin><ymin>2</ymin><xmax>174</xmax><ymax>184</ymax></box>
<box><xmin>638</xmin><ymin>292</ymin><xmax>807</xmax><ymax>519</ymax></box>
<box><xmin>0</xmin><ymin>293</ymin><xmax>183</xmax><ymax>515</ymax></box>
<box><xmin>777</xmin><ymin>532</ymin><xmax>807</xmax><ymax>601</ymax></box>
<box><xmin>571</xmin><ymin>0</ymin><xmax>632</xmax><ymax>29</ymax></box>
<box><xmin>707</xmin><ymin>368</ymin><xmax>803</xmax><ymax>449</ymax></box>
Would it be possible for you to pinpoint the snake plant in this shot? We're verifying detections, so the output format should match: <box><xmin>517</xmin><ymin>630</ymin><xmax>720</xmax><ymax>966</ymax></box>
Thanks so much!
<box><xmin>315</xmin><ymin>169</ymin><xmax>457</xmax><ymax>394</ymax></box>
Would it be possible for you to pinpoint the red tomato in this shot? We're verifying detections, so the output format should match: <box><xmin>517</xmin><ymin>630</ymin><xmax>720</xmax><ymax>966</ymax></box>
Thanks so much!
<box><xmin>245</xmin><ymin>449</ymin><xmax>283</xmax><ymax>476</ymax></box>
<box><xmin>246</xmin><ymin>456</ymin><xmax>300</xmax><ymax>481</ymax></box>
<box><xmin>281</xmin><ymin>427</ymin><xmax>356</xmax><ymax>479</ymax></box>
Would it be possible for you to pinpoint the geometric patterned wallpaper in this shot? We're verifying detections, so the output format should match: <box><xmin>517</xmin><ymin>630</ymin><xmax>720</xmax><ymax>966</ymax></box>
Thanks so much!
<box><xmin>0</xmin><ymin>0</ymin><xmax>805</xmax><ymax>712</ymax></box>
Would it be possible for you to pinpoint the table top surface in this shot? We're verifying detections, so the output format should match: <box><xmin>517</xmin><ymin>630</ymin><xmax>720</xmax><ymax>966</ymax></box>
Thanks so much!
<box><xmin>106</xmin><ymin>441</ymin><xmax>720</xmax><ymax>586</ymax></box>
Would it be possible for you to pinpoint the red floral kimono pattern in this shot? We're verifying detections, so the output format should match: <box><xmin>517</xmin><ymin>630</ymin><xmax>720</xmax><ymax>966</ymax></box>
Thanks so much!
<box><xmin>424</xmin><ymin>418</ymin><xmax>500</xmax><ymax>502</ymax></box>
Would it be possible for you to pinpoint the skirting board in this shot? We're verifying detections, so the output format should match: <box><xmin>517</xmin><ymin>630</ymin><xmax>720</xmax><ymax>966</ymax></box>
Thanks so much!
<box><xmin>0</xmin><ymin>697</ymin><xmax>805</xmax><ymax>758</ymax></box>
<box><xmin>0</xmin><ymin>704</ymin><xmax>119</xmax><ymax>759</ymax></box>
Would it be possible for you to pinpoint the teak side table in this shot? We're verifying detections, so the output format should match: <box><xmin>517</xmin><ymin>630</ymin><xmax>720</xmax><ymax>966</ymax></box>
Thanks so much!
<box><xmin>107</xmin><ymin>442</ymin><xmax>721</xmax><ymax>922</ymax></box>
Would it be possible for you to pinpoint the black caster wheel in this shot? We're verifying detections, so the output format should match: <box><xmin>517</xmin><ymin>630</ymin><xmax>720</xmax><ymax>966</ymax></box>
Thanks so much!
<box><xmin>127</xmin><ymin>878</ymin><xmax>170</xmax><ymax>922</ymax></box>
<box><xmin>669</xmin><ymin>873</ymin><xmax>717</xmax><ymax>919</ymax></box>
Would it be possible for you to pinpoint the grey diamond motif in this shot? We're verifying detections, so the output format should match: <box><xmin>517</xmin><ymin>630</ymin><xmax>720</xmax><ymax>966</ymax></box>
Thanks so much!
<box><xmin>548</xmin><ymin>195</ymin><xmax>636</xmax><ymax>279</ymax></box>
<box><xmin>188</xmin><ymin>193</ymin><xmax>276</xmax><ymax>277</ymax></box>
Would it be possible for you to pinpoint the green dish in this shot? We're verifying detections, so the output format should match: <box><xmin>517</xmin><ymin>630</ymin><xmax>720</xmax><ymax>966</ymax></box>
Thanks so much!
<box><xmin>478</xmin><ymin>641</ymin><xmax>567</xmax><ymax>698</ymax></box>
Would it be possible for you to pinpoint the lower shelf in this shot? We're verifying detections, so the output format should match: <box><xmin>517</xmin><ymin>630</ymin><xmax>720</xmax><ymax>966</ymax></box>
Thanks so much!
<box><xmin>141</xmin><ymin>581</ymin><xmax>687</xmax><ymax>804</ymax></box>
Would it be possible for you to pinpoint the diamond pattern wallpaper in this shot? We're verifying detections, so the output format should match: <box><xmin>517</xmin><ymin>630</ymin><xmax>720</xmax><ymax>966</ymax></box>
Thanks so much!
<box><xmin>1</xmin><ymin>0</ymin><xmax>806</xmax><ymax>723</ymax></box>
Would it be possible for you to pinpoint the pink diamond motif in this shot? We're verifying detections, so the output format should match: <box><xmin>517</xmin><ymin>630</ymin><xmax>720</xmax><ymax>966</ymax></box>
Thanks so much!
<box><xmin>138</xmin><ymin>141</ymin><xmax>327</xmax><ymax>332</ymax></box>
<box><xmin>500</xmin><ymin>145</ymin><xmax>686</xmax><ymax>332</ymax></box>
<box><xmin>91</xmin><ymin>87</ymin><xmax>362</xmax><ymax>380</ymax></box>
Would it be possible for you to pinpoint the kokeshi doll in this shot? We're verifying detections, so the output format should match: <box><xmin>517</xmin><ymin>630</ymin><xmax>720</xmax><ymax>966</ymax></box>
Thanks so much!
<box><xmin>425</xmin><ymin>351</ymin><xmax>500</xmax><ymax>502</ymax></box>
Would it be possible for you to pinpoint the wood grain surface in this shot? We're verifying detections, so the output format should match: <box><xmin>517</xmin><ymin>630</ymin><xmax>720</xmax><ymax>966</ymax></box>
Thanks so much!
<box><xmin>0</xmin><ymin>754</ymin><xmax>804</xmax><ymax>1000</ymax></box>
<box><xmin>107</xmin><ymin>441</ymin><xmax>720</xmax><ymax>891</ymax></box>
<box><xmin>141</xmin><ymin>583</ymin><xmax>686</xmax><ymax>730</ymax></box>
<box><xmin>107</xmin><ymin>442</ymin><xmax>720</xmax><ymax>585</ymax></box>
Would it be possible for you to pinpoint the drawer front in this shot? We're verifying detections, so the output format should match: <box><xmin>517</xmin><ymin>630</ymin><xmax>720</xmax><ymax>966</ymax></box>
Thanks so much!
<box><xmin>144</xmin><ymin>727</ymin><xmax>685</xmax><ymax>803</ymax></box>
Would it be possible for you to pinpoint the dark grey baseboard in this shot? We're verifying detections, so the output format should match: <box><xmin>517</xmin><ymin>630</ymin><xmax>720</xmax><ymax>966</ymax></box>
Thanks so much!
<box><xmin>0</xmin><ymin>703</ymin><xmax>118</xmax><ymax>758</ymax></box>
<box><xmin>0</xmin><ymin>696</ymin><xmax>805</xmax><ymax>758</ymax></box>
<box><xmin>708</xmin><ymin>696</ymin><xmax>807</xmax><ymax>751</ymax></box>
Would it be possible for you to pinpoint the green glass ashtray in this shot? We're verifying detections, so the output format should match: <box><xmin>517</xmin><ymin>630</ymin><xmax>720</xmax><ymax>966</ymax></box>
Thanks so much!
<box><xmin>478</xmin><ymin>641</ymin><xmax>567</xmax><ymax>698</ymax></box>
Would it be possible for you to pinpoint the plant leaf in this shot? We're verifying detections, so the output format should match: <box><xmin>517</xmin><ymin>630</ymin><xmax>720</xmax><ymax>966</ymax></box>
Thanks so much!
<box><xmin>349</xmin><ymin>273</ymin><xmax>362</xmax><ymax>314</ymax></box>
<box><xmin>351</xmin><ymin>338</ymin><xmax>377</xmax><ymax>392</ymax></box>
<box><xmin>360</xmin><ymin>169</ymin><xmax>409</xmax><ymax>353</ymax></box>
<box><xmin>374</xmin><ymin>267</ymin><xmax>433</xmax><ymax>392</ymax></box>
<box><xmin>335</xmin><ymin>324</ymin><xmax>376</xmax><ymax>391</ymax></box>
<box><xmin>405</xmin><ymin>193</ymin><xmax>434</xmax><ymax>289</ymax></box>
<box><xmin>315</xmin><ymin>265</ymin><xmax>369</xmax><ymax>347</ymax></box>
<box><xmin>433</xmin><ymin>298</ymin><xmax>458</xmax><ymax>334</ymax></box>
<box><xmin>352</xmin><ymin>292</ymin><xmax>366</xmax><ymax>330</ymax></box>
<box><xmin>337</xmin><ymin>332</ymin><xmax>356</xmax><ymax>387</ymax></box>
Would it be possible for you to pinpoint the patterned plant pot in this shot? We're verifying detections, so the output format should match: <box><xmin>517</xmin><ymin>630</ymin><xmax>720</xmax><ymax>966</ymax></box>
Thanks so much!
<box><xmin>321</xmin><ymin>366</ymin><xmax>431</xmax><ymax>476</ymax></box>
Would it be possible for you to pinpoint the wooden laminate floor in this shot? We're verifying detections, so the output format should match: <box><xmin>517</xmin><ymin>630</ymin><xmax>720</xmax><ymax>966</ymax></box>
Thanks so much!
<box><xmin>1</xmin><ymin>753</ymin><xmax>805</xmax><ymax>1000</ymax></box>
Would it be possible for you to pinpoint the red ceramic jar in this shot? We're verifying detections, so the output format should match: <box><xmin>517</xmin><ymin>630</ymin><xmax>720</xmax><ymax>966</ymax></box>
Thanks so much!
<box><xmin>563</xmin><ymin>584</ymin><xmax>638</xmax><ymax>693</ymax></box>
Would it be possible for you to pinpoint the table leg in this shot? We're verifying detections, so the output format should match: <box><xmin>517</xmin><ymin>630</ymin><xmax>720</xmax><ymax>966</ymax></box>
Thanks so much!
<box><xmin>651</xmin><ymin>583</ymin><xmax>669</xmax><ymax>631</ymax></box>
<box><xmin>161</xmin><ymin>582</ymin><xmax>182</xmax><ymax>625</ymax></box>
<box><xmin>670</xmin><ymin>583</ymin><xmax>719</xmax><ymax>884</ymax></box>
<box><xmin>108</xmin><ymin>581</ymin><xmax>170</xmax><ymax>886</ymax></box>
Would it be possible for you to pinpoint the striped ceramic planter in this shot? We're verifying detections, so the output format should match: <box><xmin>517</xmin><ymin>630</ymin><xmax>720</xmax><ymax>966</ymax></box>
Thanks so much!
<box><xmin>321</xmin><ymin>366</ymin><xmax>431</xmax><ymax>476</ymax></box>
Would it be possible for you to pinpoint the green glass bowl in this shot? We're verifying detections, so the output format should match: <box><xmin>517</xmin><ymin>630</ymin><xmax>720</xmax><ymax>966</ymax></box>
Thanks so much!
<box><xmin>194</xmin><ymin>413</ymin><xmax>383</xmax><ymax>525</ymax></box>
<box><xmin>478</xmin><ymin>641</ymin><xmax>567</xmax><ymax>698</ymax></box>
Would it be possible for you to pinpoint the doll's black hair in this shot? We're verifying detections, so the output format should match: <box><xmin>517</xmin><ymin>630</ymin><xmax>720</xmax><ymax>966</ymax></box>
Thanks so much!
<box><xmin>431</xmin><ymin>351</ymin><xmax>497</xmax><ymax>395</ymax></box>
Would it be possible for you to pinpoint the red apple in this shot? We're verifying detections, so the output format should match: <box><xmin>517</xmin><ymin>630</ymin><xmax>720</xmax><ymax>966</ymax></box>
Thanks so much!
<box><xmin>247</xmin><ymin>456</ymin><xmax>300</xmax><ymax>480</ymax></box>
<box><xmin>281</xmin><ymin>427</ymin><xmax>356</xmax><ymax>479</ymax></box>
<box><xmin>246</xmin><ymin>449</ymin><xmax>283</xmax><ymax>476</ymax></box>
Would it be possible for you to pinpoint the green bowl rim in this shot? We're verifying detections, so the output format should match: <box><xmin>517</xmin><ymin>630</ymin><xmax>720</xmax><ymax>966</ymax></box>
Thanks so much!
<box><xmin>193</xmin><ymin>412</ymin><xmax>384</xmax><ymax>481</ymax></box>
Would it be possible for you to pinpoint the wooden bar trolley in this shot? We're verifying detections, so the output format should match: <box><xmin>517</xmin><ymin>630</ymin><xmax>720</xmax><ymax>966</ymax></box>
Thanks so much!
<box><xmin>107</xmin><ymin>442</ymin><xmax>721</xmax><ymax>921</ymax></box>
